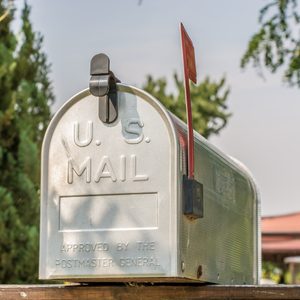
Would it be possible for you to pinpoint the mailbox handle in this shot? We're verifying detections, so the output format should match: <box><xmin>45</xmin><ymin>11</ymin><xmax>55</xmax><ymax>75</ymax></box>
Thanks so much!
<box><xmin>89</xmin><ymin>53</ymin><xmax>120</xmax><ymax>124</ymax></box>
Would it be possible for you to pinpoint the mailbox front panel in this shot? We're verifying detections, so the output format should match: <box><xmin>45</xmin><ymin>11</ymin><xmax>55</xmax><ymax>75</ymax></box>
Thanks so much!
<box><xmin>40</xmin><ymin>85</ymin><xmax>179</xmax><ymax>280</ymax></box>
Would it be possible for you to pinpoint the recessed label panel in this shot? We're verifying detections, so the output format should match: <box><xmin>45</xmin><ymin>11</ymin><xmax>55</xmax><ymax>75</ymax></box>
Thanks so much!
<box><xmin>59</xmin><ymin>193</ymin><xmax>158</xmax><ymax>231</ymax></box>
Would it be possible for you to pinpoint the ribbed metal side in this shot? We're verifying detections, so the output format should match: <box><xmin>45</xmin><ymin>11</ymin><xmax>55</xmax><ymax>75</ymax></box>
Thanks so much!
<box><xmin>173</xmin><ymin>115</ymin><xmax>259</xmax><ymax>284</ymax></box>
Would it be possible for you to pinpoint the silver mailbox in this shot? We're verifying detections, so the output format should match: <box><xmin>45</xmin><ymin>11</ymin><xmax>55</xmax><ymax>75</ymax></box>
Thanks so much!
<box><xmin>39</xmin><ymin>83</ymin><xmax>260</xmax><ymax>284</ymax></box>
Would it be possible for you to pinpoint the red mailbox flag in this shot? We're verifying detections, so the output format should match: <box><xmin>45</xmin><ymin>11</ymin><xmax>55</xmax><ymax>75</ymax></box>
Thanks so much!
<box><xmin>180</xmin><ymin>23</ymin><xmax>197</xmax><ymax>179</ymax></box>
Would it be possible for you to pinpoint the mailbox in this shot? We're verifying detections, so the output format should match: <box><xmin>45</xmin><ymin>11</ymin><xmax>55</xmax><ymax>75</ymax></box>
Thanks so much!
<box><xmin>39</xmin><ymin>54</ymin><xmax>260</xmax><ymax>284</ymax></box>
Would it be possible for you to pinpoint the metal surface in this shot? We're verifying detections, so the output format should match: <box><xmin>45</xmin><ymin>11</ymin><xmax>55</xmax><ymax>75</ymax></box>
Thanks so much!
<box><xmin>40</xmin><ymin>84</ymin><xmax>260</xmax><ymax>284</ymax></box>
<box><xmin>173</xmin><ymin>116</ymin><xmax>260</xmax><ymax>284</ymax></box>
<box><xmin>40</xmin><ymin>85</ymin><xmax>178</xmax><ymax>280</ymax></box>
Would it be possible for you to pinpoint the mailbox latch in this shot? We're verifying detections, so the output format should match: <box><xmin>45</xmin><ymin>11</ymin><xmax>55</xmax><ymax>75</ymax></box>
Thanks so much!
<box><xmin>89</xmin><ymin>53</ymin><xmax>120</xmax><ymax>124</ymax></box>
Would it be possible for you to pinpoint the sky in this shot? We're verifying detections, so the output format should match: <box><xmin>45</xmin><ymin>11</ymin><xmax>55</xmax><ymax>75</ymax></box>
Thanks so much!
<box><xmin>15</xmin><ymin>0</ymin><xmax>300</xmax><ymax>216</ymax></box>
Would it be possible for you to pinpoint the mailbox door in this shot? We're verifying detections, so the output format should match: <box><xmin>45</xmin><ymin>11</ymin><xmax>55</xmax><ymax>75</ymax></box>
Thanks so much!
<box><xmin>40</xmin><ymin>85</ymin><xmax>179</xmax><ymax>280</ymax></box>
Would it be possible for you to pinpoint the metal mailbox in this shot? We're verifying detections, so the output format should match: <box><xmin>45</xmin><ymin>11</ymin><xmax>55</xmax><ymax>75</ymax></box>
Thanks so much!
<box><xmin>39</xmin><ymin>55</ymin><xmax>260</xmax><ymax>284</ymax></box>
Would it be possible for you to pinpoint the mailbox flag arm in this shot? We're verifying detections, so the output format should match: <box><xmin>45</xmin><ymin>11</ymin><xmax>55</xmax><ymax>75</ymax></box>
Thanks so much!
<box><xmin>180</xmin><ymin>23</ymin><xmax>204</xmax><ymax>220</ymax></box>
<box><xmin>180</xmin><ymin>23</ymin><xmax>196</xmax><ymax>179</ymax></box>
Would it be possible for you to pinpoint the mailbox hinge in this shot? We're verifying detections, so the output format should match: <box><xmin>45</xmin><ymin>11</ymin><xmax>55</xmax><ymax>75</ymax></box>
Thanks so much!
<box><xmin>89</xmin><ymin>53</ymin><xmax>120</xmax><ymax>123</ymax></box>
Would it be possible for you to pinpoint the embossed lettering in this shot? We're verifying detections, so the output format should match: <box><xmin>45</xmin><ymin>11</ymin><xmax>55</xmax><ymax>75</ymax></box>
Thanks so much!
<box><xmin>137</xmin><ymin>241</ymin><xmax>155</xmax><ymax>251</ymax></box>
<box><xmin>131</xmin><ymin>154</ymin><xmax>148</xmax><ymax>181</ymax></box>
<box><xmin>73</xmin><ymin>121</ymin><xmax>93</xmax><ymax>147</ymax></box>
<box><xmin>124</xmin><ymin>119</ymin><xmax>144</xmax><ymax>144</ymax></box>
<box><xmin>116</xmin><ymin>242</ymin><xmax>129</xmax><ymax>251</ymax></box>
<box><xmin>56</xmin><ymin>258</ymin><xmax>113</xmax><ymax>268</ymax></box>
<box><xmin>61</xmin><ymin>243</ymin><xmax>109</xmax><ymax>252</ymax></box>
<box><xmin>95</xmin><ymin>156</ymin><xmax>117</xmax><ymax>182</ymax></box>
<box><xmin>68</xmin><ymin>157</ymin><xmax>91</xmax><ymax>184</ymax></box>
<box><xmin>67</xmin><ymin>155</ymin><xmax>149</xmax><ymax>183</ymax></box>
<box><xmin>120</xmin><ymin>155</ymin><xmax>126</xmax><ymax>182</ymax></box>
<box><xmin>119</xmin><ymin>257</ymin><xmax>160</xmax><ymax>267</ymax></box>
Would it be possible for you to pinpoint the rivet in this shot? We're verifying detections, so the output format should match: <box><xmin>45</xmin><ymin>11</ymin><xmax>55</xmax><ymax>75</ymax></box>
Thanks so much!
<box><xmin>197</xmin><ymin>265</ymin><xmax>202</xmax><ymax>279</ymax></box>
<box><xmin>181</xmin><ymin>261</ymin><xmax>185</xmax><ymax>272</ymax></box>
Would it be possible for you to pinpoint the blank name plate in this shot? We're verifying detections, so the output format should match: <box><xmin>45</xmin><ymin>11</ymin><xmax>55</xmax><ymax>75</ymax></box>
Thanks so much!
<box><xmin>59</xmin><ymin>193</ymin><xmax>158</xmax><ymax>232</ymax></box>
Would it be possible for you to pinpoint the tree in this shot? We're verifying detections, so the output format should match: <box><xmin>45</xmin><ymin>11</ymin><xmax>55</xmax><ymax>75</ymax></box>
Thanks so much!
<box><xmin>143</xmin><ymin>73</ymin><xmax>230</xmax><ymax>139</ymax></box>
<box><xmin>0</xmin><ymin>0</ymin><xmax>54</xmax><ymax>283</ymax></box>
<box><xmin>241</xmin><ymin>0</ymin><xmax>300</xmax><ymax>87</ymax></box>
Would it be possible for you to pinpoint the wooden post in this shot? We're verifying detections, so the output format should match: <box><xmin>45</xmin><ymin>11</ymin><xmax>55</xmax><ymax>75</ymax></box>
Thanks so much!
<box><xmin>1</xmin><ymin>284</ymin><xmax>300</xmax><ymax>300</ymax></box>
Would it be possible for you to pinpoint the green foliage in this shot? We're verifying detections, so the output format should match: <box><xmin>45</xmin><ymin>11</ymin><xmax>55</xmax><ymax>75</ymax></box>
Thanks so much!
<box><xmin>241</xmin><ymin>0</ymin><xmax>300</xmax><ymax>86</ymax></box>
<box><xmin>0</xmin><ymin>0</ymin><xmax>54</xmax><ymax>283</ymax></box>
<box><xmin>262</xmin><ymin>261</ymin><xmax>283</xmax><ymax>283</ymax></box>
<box><xmin>142</xmin><ymin>73</ymin><xmax>231</xmax><ymax>139</ymax></box>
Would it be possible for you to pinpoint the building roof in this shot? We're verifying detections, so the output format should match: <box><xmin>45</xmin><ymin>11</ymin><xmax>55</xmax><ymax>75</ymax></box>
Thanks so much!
<box><xmin>263</xmin><ymin>238</ymin><xmax>300</xmax><ymax>253</ymax></box>
<box><xmin>262</xmin><ymin>212</ymin><xmax>300</xmax><ymax>234</ymax></box>
<box><xmin>262</xmin><ymin>212</ymin><xmax>300</xmax><ymax>255</ymax></box>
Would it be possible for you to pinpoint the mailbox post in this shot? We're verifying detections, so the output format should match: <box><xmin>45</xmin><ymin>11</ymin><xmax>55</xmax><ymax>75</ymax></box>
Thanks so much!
<box><xmin>39</xmin><ymin>54</ymin><xmax>260</xmax><ymax>284</ymax></box>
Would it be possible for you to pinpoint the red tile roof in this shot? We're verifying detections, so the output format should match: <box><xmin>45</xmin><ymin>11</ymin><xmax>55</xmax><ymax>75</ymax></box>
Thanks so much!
<box><xmin>262</xmin><ymin>212</ymin><xmax>300</xmax><ymax>254</ymax></box>
<box><xmin>263</xmin><ymin>238</ymin><xmax>300</xmax><ymax>253</ymax></box>
<box><xmin>262</xmin><ymin>212</ymin><xmax>300</xmax><ymax>234</ymax></box>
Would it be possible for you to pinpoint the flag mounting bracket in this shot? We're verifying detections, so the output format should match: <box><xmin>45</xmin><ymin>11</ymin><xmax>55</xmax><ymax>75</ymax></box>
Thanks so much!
<box><xmin>89</xmin><ymin>53</ymin><xmax>120</xmax><ymax>124</ymax></box>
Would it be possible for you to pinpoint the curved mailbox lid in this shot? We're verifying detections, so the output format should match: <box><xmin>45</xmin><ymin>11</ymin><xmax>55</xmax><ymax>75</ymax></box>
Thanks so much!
<box><xmin>39</xmin><ymin>84</ymin><xmax>179</xmax><ymax>280</ymax></box>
